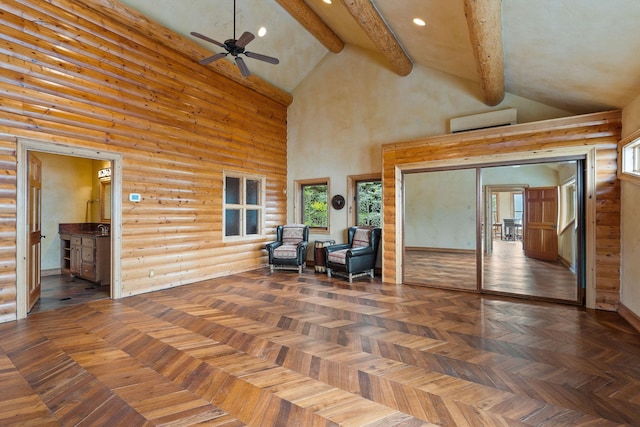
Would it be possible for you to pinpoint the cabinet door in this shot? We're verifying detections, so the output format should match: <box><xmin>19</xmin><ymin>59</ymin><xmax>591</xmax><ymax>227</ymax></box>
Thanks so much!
<box><xmin>81</xmin><ymin>263</ymin><xmax>96</xmax><ymax>281</ymax></box>
<box><xmin>81</xmin><ymin>246</ymin><xmax>95</xmax><ymax>263</ymax></box>
<box><xmin>70</xmin><ymin>237</ymin><xmax>82</xmax><ymax>275</ymax></box>
<box><xmin>95</xmin><ymin>237</ymin><xmax>111</xmax><ymax>286</ymax></box>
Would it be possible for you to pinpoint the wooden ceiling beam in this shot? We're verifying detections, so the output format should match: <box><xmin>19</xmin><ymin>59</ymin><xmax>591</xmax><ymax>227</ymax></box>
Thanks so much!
<box><xmin>463</xmin><ymin>0</ymin><xmax>505</xmax><ymax>106</ymax></box>
<box><xmin>275</xmin><ymin>0</ymin><xmax>345</xmax><ymax>53</ymax></box>
<box><xmin>342</xmin><ymin>0</ymin><xmax>412</xmax><ymax>77</ymax></box>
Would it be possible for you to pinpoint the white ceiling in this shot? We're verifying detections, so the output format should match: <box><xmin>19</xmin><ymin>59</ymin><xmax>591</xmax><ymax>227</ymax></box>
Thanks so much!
<box><xmin>118</xmin><ymin>0</ymin><xmax>640</xmax><ymax>114</ymax></box>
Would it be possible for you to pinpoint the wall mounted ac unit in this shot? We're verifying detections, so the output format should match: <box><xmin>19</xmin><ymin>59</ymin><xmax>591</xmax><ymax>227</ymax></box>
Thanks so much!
<box><xmin>450</xmin><ymin>108</ymin><xmax>517</xmax><ymax>133</ymax></box>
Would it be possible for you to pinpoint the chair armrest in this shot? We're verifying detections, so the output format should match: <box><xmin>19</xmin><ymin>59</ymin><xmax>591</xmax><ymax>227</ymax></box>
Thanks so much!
<box><xmin>265</xmin><ymin>241</ymin><xmax>282</xmax><ymax>252</ymax></box>
<box><xmin>347</xmin><ymin>246</ymin><xmax>375</xmax><ymax>258</ymax></box>
<box><xmin>297</xmin><ymin>241</ymin><xmax>309</xmax><ymax>256</ymax></box>
<box><xmin>325</xmin><ymin>243</ymin><xmax>350</xmax><ymax>253</ymax></box>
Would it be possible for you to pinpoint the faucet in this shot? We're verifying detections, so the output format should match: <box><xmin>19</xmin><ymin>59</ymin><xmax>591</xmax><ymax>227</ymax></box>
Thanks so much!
<box><xmin>97</xmin><ymin>224</ymin><xmax>109</xmax><ymax>236</ymax></box>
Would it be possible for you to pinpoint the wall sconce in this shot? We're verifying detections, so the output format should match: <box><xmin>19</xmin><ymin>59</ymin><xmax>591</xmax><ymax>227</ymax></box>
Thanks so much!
<box><xmin>98</xmin><ymin>167</ymin><xmax>111</xmax><ymax>181</ymax></box>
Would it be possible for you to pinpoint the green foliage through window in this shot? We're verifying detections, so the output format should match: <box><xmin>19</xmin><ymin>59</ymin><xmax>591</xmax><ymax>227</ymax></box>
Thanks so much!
<box><xmin>302</xmin><ymin>184</ymin><xmax>328</xmax><ymax>228</ymax></box>
<box><xmin>356</xmin><ymin>180</ymin><xmax>381</xmax><ymax>227</ymax></box>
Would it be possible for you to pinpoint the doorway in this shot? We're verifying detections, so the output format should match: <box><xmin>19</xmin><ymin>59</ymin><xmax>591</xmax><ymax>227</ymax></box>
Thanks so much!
<box><xmin>402</xmin><ymin>159</ymin><xmax>584</xmax><ymax>304</ymax></box>
<box><xmin>16</xmin><ymin>139</ymin><xmax>122</xmax><ymax>319</ymax></box>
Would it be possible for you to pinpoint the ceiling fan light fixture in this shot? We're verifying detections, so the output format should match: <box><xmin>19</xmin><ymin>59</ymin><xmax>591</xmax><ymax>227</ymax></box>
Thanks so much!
<box><xmin>323</xmin><ymin>0</ymin><xmax>332</xmax><ymax>4</ymax></box>
<box><xmin>413</xmin><ymin>17</ymin><xmax>426</xmax><ymax>27</ymax></box>
<box><xmin>191</xmin><ymin>0</ymin><xmax>279</xmax><ymax>78</ymax></box>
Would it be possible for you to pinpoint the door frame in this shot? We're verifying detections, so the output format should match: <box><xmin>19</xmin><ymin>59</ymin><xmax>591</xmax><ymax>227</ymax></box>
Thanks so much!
<box><xmin>483</xmin><ymin>184</ymin><xmax>528</xmax><ymax>256</ymax></box>
<box><xmin>395</xmin><ymin>145</ymin><xmax>597</xmax><ymax>309</ymax></box>
<box><xmin>16</xmin><ymin>138</ymin><xmax>123</xmax><ymax>319</ymax></box>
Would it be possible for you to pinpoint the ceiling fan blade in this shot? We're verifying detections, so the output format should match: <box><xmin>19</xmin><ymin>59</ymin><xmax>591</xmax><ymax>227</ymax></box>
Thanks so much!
<box><xmin>245</xmin><ymin>51</ymin><xmax>279</xmax><ymax>65</ymax></box>
<box><xmin>199</xmin><ymin>52</ymin><xmax>228</xmax><ymax>65</ymax></box>
<box><xmin>190</xmin><ymin>31</ymin><xmax>225</xmax><ymax>48</ymax></box>
<box><xmin>235</xmin><ymin>31</ymin><xmax>255</xmax><ymax>48</ymax></box>
<box><xmin>235</xmin><ymin>56</ymin><xmax>251</xmax><ymax>77</ymax></box>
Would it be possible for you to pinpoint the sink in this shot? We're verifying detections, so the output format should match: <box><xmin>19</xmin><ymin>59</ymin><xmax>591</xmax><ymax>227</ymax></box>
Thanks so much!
<box><xmin>97</xmin><ymin>224</ymin><xmax>110</xmax><ymax>236</ymax></box>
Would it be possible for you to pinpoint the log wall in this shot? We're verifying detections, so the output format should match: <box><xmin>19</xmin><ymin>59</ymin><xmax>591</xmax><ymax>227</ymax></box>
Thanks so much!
<box><xmin>0</xmin><ymin>0</ymin><xmax>288</xmax><ymax>322</ymax></box>
<box><xmin>382</xmin><ymin>111</ymin><xmax>622</xmax><ymax>310</ymax></box>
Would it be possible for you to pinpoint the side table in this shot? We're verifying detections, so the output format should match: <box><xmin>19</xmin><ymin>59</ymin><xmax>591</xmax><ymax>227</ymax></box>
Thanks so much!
<box><xmin>314</xmin><ymin>239</ymin><xmax>335</xmax><ymax>273</ymax></box>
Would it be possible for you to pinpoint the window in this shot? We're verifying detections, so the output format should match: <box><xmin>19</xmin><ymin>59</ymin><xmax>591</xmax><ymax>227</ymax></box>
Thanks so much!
<box><xmin>491</xmin><ymin>193</ymin><xmax>498</xmax><ymax>224</ymax></box>
<box><xmin>355</xmin><ymin>179</ymin><xmax>382</xmax><ymax>227</ymax></box>
<box><xmin>296</xmin><ymin>178</ymin><xmax>329</xmax><ymax>231</ymax></box>
<box><xmin>347</xmin><ymin>174</ymin><xmax>382</xmax><ymax>227</ymax></box>
<box><xmin>513</xmin><ymin>192</ymin><xmax>523</xmax><ymax>221</ymax></box>
<box><xmin>223</xmin><ymin>172</ymin><xmax>264</xmax><ymax>239</ymax></box>
<box><xmin>621</xmin><ymin>133</ymin><xmax>640</xmax><ymax>181</ymax></box>
<box><xmin>560</xmin><ymin>178</ymin><xmax>576</xmax><ymax>231</ymax></box>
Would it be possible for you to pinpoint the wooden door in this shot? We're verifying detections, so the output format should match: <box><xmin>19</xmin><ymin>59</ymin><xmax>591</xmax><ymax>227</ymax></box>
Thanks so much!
<box><xmin>524</xmin><ymin>186</ymin><xmax>558</xmax><ymax>261</ymax></box>
<box><xmin>27</xmin><ymin>152</ymin><xmax>42</xmax><ymax>312</ymax></box>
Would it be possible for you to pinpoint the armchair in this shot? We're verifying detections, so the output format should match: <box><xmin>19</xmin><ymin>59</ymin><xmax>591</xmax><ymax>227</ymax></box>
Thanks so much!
<box><xmin>325</xmin><ymin>226</ymin><xmax>381</xmax><ymax>282</ymax></box>
<box><xmin>265</xmin><ymin>224</ymin><xmax>310</xmax><ymax>273</ymax></box>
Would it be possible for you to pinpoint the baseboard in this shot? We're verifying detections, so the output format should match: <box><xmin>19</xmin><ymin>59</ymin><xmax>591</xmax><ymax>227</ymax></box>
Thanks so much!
<box><xmin>558</xmin><ymin>256</ymin><xmax>576</xmax><ymax>273</ymax></box>
<box><xmin>42</xmin><ymin>268</ymin><xmax>61</xmax><ymax>277</ymax></box>
<box><xmin>618</xmin><ymin>302</ymin><xmax>640</xmax><ymax>333</ymax></box>
<box><xmin>405</xmin><ymin>246</ymin><xmax>475</xmax><ymax>255</ymax></box>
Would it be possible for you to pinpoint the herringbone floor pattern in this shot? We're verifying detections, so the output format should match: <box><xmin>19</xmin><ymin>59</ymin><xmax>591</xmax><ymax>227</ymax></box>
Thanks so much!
<box><xmin>1</xmin><ymin>269</ymin><xmax>638</xmax><ymax>426</ymax></box>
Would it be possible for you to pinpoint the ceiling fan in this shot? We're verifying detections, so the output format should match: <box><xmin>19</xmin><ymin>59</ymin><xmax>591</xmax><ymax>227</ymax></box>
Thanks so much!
<box><xmin>190</xmin><ymin>0</ymin><xmax>279</xmax><ymax>78</ymax></box>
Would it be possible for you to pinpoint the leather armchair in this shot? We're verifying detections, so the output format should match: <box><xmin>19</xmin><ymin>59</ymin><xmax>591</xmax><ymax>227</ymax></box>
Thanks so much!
<box><xmin>265</xmin><ymin>224</ymin><xmax>310</xmax><ymax>273</ymax></box>
<box><xmin>325</xmin><ymin>227</ymin><xmax>381</xmax><ymax>282</ymax></box>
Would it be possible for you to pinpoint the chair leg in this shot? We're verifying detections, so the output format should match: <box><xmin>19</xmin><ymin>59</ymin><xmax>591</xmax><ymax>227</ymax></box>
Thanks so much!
<box><xmin>298</xmin><ymin>265</ymin><xmax>303</xmax><ymax>273</ymax></box>
<box><xmin>348</xmin><ymin>273</ymin><xmax>353</xmax><ymax>283</ymax></box>
<box><xmin>369</xmin><ymin>269</ymin><xmax>374</xmax><ymax>278</ymax></box>
<box><xmin>270</xmin><ymin>265</ymin><xmax>274</xmax><ymax>273</ymax></box>
<box><xmin>327</xmin><ymin>268</ymin><xmax>332</xmax><ymax>278</ymax></box>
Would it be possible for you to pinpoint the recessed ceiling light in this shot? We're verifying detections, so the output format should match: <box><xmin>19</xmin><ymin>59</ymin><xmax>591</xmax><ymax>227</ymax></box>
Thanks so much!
<box><xmin>323</xmin><ymin>0</ymin><xmax>332</xmax><ymax>4</ymax></box>
<box><xmin>413</xmin><ymin>18</ymin><xmax>426</xmax><ymax>27</ymax></box>
<box><xmin>258</xmin><ymin>26</ymin><xmax>267</xmax><ymax>37</ymax></box>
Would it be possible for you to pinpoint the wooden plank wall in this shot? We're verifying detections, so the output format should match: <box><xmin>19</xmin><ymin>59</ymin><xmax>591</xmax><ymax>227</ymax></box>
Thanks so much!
<box><xmin>0</xmin><ymin>1</ymin><xmax>288</xmax><ymax>321</ymax></box>
<box><xmin>0</xmin><ymin>136</ymin><xmax>17</xmax><ymax>322</ymax></box>
<box><xmin>382</xmin><ymin>111</ymin><xmax>622</xmax><ymax>310</ymax></box>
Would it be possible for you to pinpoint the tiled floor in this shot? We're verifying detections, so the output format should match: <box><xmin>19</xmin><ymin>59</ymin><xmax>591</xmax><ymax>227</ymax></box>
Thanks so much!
<box><xmin>29</xmin><ymin>274</ymin><xmax>110</xmax><ymax>314</ymax></box>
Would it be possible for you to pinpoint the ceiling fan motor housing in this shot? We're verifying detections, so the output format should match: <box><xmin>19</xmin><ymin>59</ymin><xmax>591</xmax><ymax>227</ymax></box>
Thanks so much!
<box><xmin>224</xmin><ymin>39</ymin><xmax>245</xmax><ymax>56</ymax></box>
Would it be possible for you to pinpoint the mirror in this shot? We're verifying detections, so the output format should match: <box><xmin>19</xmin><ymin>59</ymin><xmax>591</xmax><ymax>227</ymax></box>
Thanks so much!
<box><xmin>100</xmin><ymin>181</ymin><xmax>111</xmax><ymax>222</ymax></box>
<box><xmin>403</xmin><ymin>168</ymin><xmax>477</xmax><ymax>291</ymax></box>
<box><xmin>481</xmin><ymin>161</ymin><xmax>580</xmax><ymax>302</ymax></box>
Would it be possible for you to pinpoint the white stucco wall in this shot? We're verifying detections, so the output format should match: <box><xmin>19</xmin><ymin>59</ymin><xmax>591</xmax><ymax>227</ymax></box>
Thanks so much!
<box><xmin>287</xmin><ymin>45</ymin><xmax>572</xmax><ymax>247</ymax></box>
<box><xmin>403</xmin><ymin>164</ymin><xmax>562</xmax><ymax>250</ymax></box>
<box><xmin>620</xmin><ymin>94</ymin><xmax>640</xmax><ymax>317</ymax></box>
<box><xmin>405</xmin><ymin>169</ymin><xmax>476</xmax><ymax>250</ymax></box>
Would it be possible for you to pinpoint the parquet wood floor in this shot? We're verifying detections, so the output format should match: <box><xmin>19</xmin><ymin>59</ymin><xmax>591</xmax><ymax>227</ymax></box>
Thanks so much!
<box><xmin>483</xmin><ymin>240</ymin><xmax>577</xmax><ymax>301</ymax></box>
<box><xmin>1</xmin><ymin>270</ymin><xmax>638</xmax><ymax>426</ymax></box>
<box><xmin>405</xmin><ymin>239</ymin><xmax>577</xmax><ymax>302</ymax></box>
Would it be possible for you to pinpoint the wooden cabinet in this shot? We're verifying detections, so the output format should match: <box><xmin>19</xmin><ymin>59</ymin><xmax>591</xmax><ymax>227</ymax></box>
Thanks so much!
<box><xmin>60</xmin><ymin>233</ymin><xmax>110</xmax><ymax>286</ymax></box>
<box><xmin>70</xmin><ymin>235</ymin><xmax>82</xmax><ymax>276</ymax></box>
<box><xmin>60</xmin><ymin>233</ymin><xmax>72</xmax><ymax>275</ymax></box>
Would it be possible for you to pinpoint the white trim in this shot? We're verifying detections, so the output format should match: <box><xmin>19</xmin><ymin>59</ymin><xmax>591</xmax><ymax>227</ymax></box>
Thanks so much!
<box><xmin>620</xmin><ymin>133</ymin><xmax>640</xmax><ymax>180</ymax></box>
<box><xmin>17</xmin><ymin>139</ymin><xmax>123</xmax><ymax>319</ymax></box>
<box><xmin>393</xmin><ymin>145</ymin><xmax>597</xmax><ymax>309</ymax></box>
